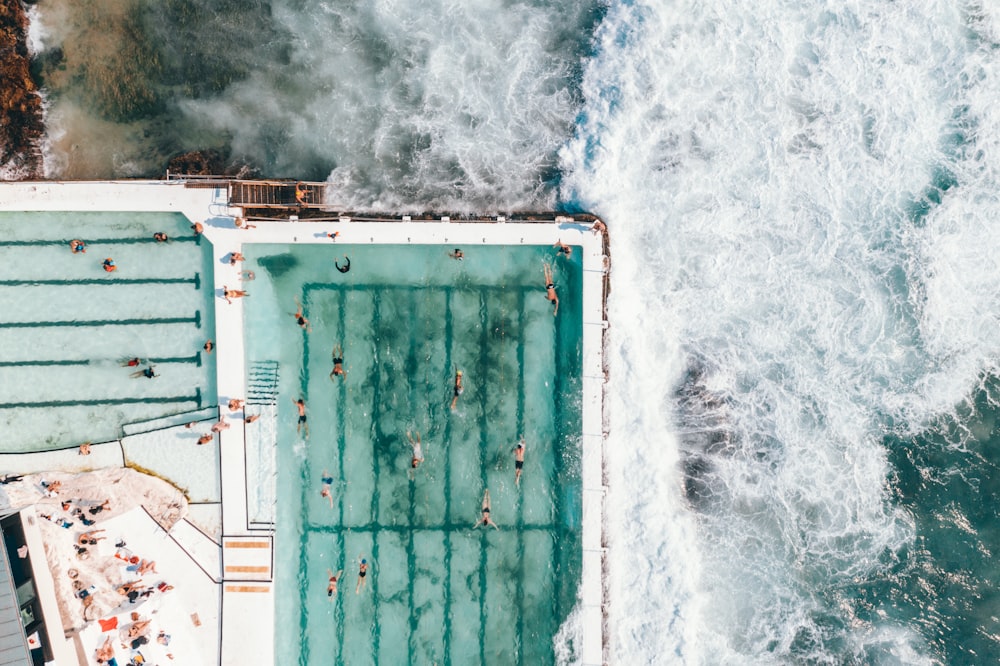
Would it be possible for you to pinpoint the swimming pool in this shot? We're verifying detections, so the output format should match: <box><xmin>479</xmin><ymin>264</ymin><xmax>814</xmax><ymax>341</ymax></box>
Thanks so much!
<box><xmin>243</xmin><ymin>243</ymin><xmax>583</xmax><ymax>664</ymax></box>
<box><xmin>0</xmin><ymin>212</ymin><xmax>217</xmax><ymax>451</ymax></box>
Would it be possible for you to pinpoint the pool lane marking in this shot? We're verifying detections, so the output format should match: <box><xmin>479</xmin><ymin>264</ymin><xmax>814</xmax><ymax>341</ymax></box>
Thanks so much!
<box><xmin>0</xmin><ymin>275</ymin><xmax>200</xmax><ymax>287</ymax></box>
<box><xmin>476</xmin><ymin>290</ymin><xmax>490</xmax><ymax>666</ymax></box>
<box><xmin>334</xmin><ymin>288</ymin><xmax>347</xmax><ymax>663</ymax></box>
<box><xmin>515</xmin><ymin>289</ymin><xmax>526</xmax><ymax>666</ymax></box>
<box><xmin>368</xmin><ymin>290</ymin><xmax>383</xmax><ymax>665</ymax></box>
<box><xmin>0</xmin><ymin>235</ymin><xmax>201</xmax><ymax>246</ymax></box>
<box><xmin>0</xmin><ymin>394</ymin><xmax>201</xmax><ymax>409</ymax></box>
<box><xmin>405</xmin><ymin>289</ymin><xmax>419</xmax><ymax>666</ymax></box>
<box><xmin>0</xmin><ymin>311</ymin><xmax>201</xmax><ymax>329</ymax></box>
<box><xmin>441</xmin><ymin>289</ymin><xmax>454</xmax><ymax>666</ymax></box>
<box><xmin>0</xmin><ymin>354</ymin><xmax>201</xmax><ymax>368</ymax></box>
<box><xmin>297</xmin><ymin>289</ymin><xmax>313</xmax><ymax>666</ymax></box>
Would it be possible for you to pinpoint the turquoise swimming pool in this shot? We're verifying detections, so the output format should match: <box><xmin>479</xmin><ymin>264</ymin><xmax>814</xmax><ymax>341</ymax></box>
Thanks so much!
<box><xmin>0</xmin><ymin>212</ymin><xmax>217</xmax><ymax>451</ymax></box>
<box><xmin>244</xmin><ymin>244</ymin><xmax>583</xmax><ymax>665</ymax></box>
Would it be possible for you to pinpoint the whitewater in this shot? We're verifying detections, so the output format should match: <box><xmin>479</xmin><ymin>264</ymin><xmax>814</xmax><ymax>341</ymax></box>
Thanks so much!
<box><xmin>24</xmin><ymin>0</ymin><xmax>1000</xmax><ymax>662</ymax></box>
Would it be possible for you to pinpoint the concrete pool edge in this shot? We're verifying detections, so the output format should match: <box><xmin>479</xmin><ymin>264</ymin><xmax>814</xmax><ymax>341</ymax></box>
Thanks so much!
<box><xmin>0</xmin><ymin>179</ymin><xmax>610</xmax><ymax>666</ymax></box>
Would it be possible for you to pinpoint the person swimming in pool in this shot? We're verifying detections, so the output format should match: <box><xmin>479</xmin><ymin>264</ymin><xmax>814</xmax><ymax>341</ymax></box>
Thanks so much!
<box><xmin>153</xmin><ymin>232</ymin><xmax>168</xmax><ymax>242</ymax></box>
<box><xmin>450</xmin><ymin>369</ymin><xmax>464</xmax><ymax>411</ymax></box>
<box><xmin>294</xmin><ymin>398</ymin><xmax>309</xmax><ymax>438</ymax></box>
<box><xmin>70</xmin><ymin>239</ymin><xmax>86</xmax><ymax>253</ymax></box>
<box><xmin>327</xmin><ymin>569</ymin><xmax>343</xmax><ymax>598</ymax></box>
<box><xmin>448</xmin><ymin>248</ymin><xmax>464</xmax><ymax>260</ymax></box>
<box><xmin>329</xmin><ymin>345</ymin><xmax>345</xmax><ymax>380</ymax></box>
<box><xmin>474</xmin><ymin>489</ymin><xmax>499</xmax><ymax>530</ymax></box>
<box><xmin>553</xmin><ymin>239</ymin><xmax>572</xmax><ymax>258</ymax></box>
<box><xmin>355</xmin><ymin>558</ymin><xmax>368</xmax><ymax>594</ymax></box>
<box><xmin>320</xmin><ymin>470</ymin><xmax>333</xmax><ymax>508</ymax></box>
<box><xmin>335</xmin><ymin>256</ymin><xmax>351</xmax><ymax>273</ymax></box>
<box><xmin>513</xmin><ymin>436</ymin><xmax>525</xmax><ymax>487</ymax></box>
<box><xmin>292</xmin><ymin>297</ymin><xmax>311</xmax><ymax>331</ymax></box>
<box><xmin>130</xmin><ymin>366</ymin><xmax>156</xmax><ymax>379</ymax></box>
<box><xmin>407</xmin><ymin>431</ymin><xmax>424</xmax><ymax>470</ymax></box>
<box><xmin>121</xmin><ymin>357</ymin><xmax>142</xmax><ymax>367</ymax></box>
<box><xmin>543</xmin><ymin>262</ymin><xmax>559</xmax><ymax>316</ymax></box>
<box><xmin>103</xmin><ymin>258</ymin><xmax>117</xmax><ymax>272</ymax></box>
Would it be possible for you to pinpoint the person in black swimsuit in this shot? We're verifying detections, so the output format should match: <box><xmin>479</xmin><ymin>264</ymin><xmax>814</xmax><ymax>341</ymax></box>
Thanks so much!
<box><xmin>474</xmin><ymin>489</ymin><xmax>499</xmax><ymax>530</ymax></box>
<box><xmin>330</xmin><ymin>345</ymin><xmax>345</xmax><ymax>380</ymax></box>
<box><xmin>543</xmin><ymin>262</ymin><xmax>559</xmax><ymax>316</ymax></box>
<box><xmin>450</xmin><ymin>369</ymin><xmax>464</xmax><ymax>411</ymax></box>
<box><xmin>355</xmin><ymin>558</ymin><xmax>368</xmax><ymax>594</ymax></box>
<box><xmin>292</xmin><ymin>297</ymin><xmax>311</xmax><ymax>331</ymax></box>
<box><xmin>513</xmin><ymin>437</ymin><xmax>525</xmax><ymax>487</ymax></box>
<box><xmin>335</xmin><ymin>256</ymin><xmax>351</xmax><ymax>273</ymax></box>
<box><xmin>293</xmin><ymin>398</ymin><xmax>309</xmax><ymax>438</ymax></box>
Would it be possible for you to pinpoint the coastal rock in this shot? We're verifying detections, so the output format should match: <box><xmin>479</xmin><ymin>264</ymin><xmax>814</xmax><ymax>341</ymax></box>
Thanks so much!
<box><xmin>0</xmin><ymin>0</ymin><xmax>44</xmax><ymax>179</ymax></box>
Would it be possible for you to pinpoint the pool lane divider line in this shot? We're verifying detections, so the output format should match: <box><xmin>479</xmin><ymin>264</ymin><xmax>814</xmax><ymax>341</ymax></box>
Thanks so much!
<box><xmin>0</xmin><ymin>354</ymin><xmax>201</xmax><ymax>368</ymax></box>
<box><xmin>0</xmin><ymin>274</ymin><xmax>200</xmax><ymax>287</ymax></box>
<box><xmin>368</xmin><ymin>291</ymin><xmax>383</xmax><ymax>664</ymax></box>
<box><xmin>0</xmin><ymin>311</ymin><xmax>201</xmax><ymax>329</ymax></box>
<box><xmin>476</xmin><ymin>290</ymin><xmax>490</xmax><ymax>666</ymax></box>
<box><xmin>0</xmin><ymin>393</ymin><xmax>201</xmax><ymax>409</ymax></box>
<box><xmin>297</xmin><ymin>289</ymin><xmax>312</xmax><ymax>666</ymax></box>
<box><xmin>442</xmin><ymin>289</ymin><xmax>454</xmax><ymax>666</ymax></box>
<box><xmin>0</xmin><ymin>235</ymin><xmax>200</xmax><ymax>247</ymax></box>
<box><xmin>405</xmin><ymin>290</ymin><xmax>419</xmax><ymax>666</ymax></box>
<box><xmin>515</xmin><ymin>289</ymin><xmax>526</xmax><ymax>666</ymax></box>
<box><xmin>334</xmin><ymin>289</ymin><xmax>347</xmax><ymax>663</ymax></box>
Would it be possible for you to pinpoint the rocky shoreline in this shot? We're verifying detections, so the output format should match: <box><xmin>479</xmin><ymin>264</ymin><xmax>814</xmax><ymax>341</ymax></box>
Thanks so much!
<box><xmin>0</xmin><ymin>0</ymin><xmax>44</xmax><ymax>179</ymax></box>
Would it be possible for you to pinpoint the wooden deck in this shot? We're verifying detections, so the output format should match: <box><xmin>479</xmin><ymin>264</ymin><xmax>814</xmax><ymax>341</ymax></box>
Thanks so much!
<box><xmin>228</xmin><ymin>180</ymin><xmax>326</xmax><ymax>209</ymax></box>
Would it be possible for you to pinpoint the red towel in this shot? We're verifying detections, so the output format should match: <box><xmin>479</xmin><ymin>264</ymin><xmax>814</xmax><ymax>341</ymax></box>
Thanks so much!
<box><xmin>98</xmin><ymin>616</ymin><xmax>118</xmax><ymax>632</ymax></box>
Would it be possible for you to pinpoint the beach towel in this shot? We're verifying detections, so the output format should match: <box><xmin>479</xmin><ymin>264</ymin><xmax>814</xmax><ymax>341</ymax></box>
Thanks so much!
<box><xmin>99</xmin><ymin>616</ymin><xmax>118</xmax><ymax>632</ymax></box>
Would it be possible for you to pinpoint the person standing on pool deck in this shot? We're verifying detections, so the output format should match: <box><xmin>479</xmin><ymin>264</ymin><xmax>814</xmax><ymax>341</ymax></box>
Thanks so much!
<box><xmin>294</xmin><ymin>398</ymin><xmax>309</xmax><ymax>438</ymax></box>
<box><xmin>513</xmin><ymin>436</ymin><xmax>526</xmax><ymax>487</ymax></box>
<box><xmin>330</xmin><ymin>345</ymin><xmax>345</xmax><ymax>380</ymax></box>
<box><xmin>543</xmin><ymin>262</ymin><xmax>559</xmax><ymax>316</ymax></box>
<box><xmin>292</xmin><ymin>297</ymin><xmax>311</xmax><ymax>331</ymax></box>
<box><xmin>320</xmin><ymin>470</ymin><xmax>333</xmax><ymax>507</ymax></box>
<box><xmin>474</xmin><ymin>489</ymin><xmax>499</xmax><ymax>529</ymax></box>
<box><xmin>327</xmin><ymin>569</ymin><xmax>343</xmax><ymax>598</ymax></box>
<box><xmin>335</xmin><ymin>256</ymin><xmax>351</xmax><ymax>273</ymax></box>
<box><xmin>355</xmin><ymin>558</ymin><xmax>368</xmax><ymax>594</ymax></box>
<box><xmin>450</xmin><ymin>369</ymin><xmax>464</xmax><ymax>411</ymax></box>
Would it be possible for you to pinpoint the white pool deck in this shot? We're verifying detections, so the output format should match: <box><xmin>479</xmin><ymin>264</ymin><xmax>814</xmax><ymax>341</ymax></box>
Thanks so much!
<box><xmin>0</xmin><ymin>180</ymin><xmax>609</xmax><ymax>665</ymax></box>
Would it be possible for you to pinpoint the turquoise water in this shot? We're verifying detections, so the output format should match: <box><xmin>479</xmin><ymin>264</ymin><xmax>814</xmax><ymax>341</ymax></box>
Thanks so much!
<box><xmin>0</xmin><ymin>212</ymin><xmax>217</xmax><ymax>451</ymax></box>
<box><xmin>243</xmin><ymin>244</ymin><xmax>583</xmax><ymax>665</ymax></box>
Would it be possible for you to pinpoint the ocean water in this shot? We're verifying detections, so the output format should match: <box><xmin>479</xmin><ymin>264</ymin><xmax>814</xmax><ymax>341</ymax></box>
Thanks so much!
<box><xmin>18</xmin><ymin>0</ymin><xmax>1000</xmax><ymax>663</ymax></box>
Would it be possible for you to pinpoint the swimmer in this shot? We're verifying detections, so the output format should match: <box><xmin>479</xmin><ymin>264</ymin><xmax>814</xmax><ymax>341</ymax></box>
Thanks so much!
<box><xmin>407</xmin><ymin>430</ymin><xmax>424</xmax><ymax>469</ymax></box>
<box><xmin>204</xmin><ymin>340</ymin><xmax>214</xmax><ymax>353</ymax></box>
<box><xmin>294</xmin><ymin>398</ymin><xmax>309</xmax><ymax>438</ymax></box>
<box><xmin>191</xmin><ymin>221</ymin><xmax>204</xmax><ymax>235</ymax></box>
<box><xmin>553</xmin><ymin>239</ymin><xmax>572</xmax><ymax>258</ymax></box>
<box><xmin>228</xmin><ymin>398</ymin><xmax>244</xmax><ymax>412</ymax></box>
<box><xmin>513</xmin><ymin>437</ymin><xmax>525</xmax><ymax>487</ymax></box>
<box><xmin>355</xmin><ymin>558</ymin><xmax>368</xmax><ymax>594</ymax></box>
<box><xmin>450</xmin><ymin>369</ymin><xmax>464</xmax><ymax>411</ymax></box>
<box><xmin>543</xmin><ymin>262</ymin><xmax>559</xmax><ymax>316</ymax></box>
<box><xmin>229</xmin><ymin>251</ymin><xmax>245</xmax><ymax>266</ymax></box>
<box><xmin>211</xmin><ymin>420</ymin><xmax>230</xmax><ymax>433</ymax></box>
<box><xmin>329</xmin><ymin>345</ymin><xmax>345</xmax><ymax>380</ymax></box>
<box><xmin>70</xmin><ymin>239</ymin><xmax>87</xmax><ymax>253</ymax></box>
<box><xmin>240</xmin><ymin>270</ymin><xmax>255</xmax><ymax>281</ymax></box>
<box><xmin>320</xmin><ymin>470</ymin><xmax>334</xmax><ymax>508</ymax></box>
<box><xmin>153</xmin><ymin>232</ymin><xmax>168</xmax><ymax>242</ymax></box>
<box><xmin>130</xmin><ymin>366</ymin><xmax>157</xmax><ymax>379</ymax></box>
<box><xmin>335</xmin><ymin>256</ymin><xmax>351</xmax><ymax>273</ymax></box>
<box><xmin>223</xmin><ymin>286</ymin><xmax>248</xmax><ymax>303</ymax></box>
<box><xmin>327</xmin><ymin>569</ymin><xmax>343</xmax><ymax>598</ymax></box>
<box><xmin>245</xmin><ymin>414</ymin><xmax>261</xmax><ymax>424</ymax></box>
<box><xmin>449</xmin><ymin>248</ymin><xmax>464</xmax><ymax>260</ymax></box>
<box><xmin>121</xmin><ymin>357</ymin><xmax>142</xmax><ymax>367</ymax></box>
<box><xmin>197</xmin><ymin>434</ymin><xmax>213</xmax><ymax>445</ymax></box>
<box><xmin>474</xmin><ymin>489</ymin><xmax>499</xmax><ymax>530</ymax></box>
<box><xmin>292</xmin><ymin>297</ymin><xmax>311</xmax><ymax>330</ymax></box>
<box><xmin>103</xmin><ymin>258</ymin><xmax>116</xmax><ymax>272</ymax></box>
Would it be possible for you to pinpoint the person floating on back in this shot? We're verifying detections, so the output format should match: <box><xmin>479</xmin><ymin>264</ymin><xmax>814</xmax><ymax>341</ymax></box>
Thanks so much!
<box><xmin>543</xmin><ymin>262</ymin><xmax>559</xmax><ymax>316</ymax></box>
<box><xmin>335</xmin><ymin>256</ymin><xmax>351</xmax><ymax>273</ymax></box>
<box><xmin>450</xmin><ymin>369</ymin><xmax>464</xmax><ymax>411</ymax></box>
<box><xmin>103</xmin><ymin>258</ymin><xmax>116</xmax><ymax>272</ymax></box>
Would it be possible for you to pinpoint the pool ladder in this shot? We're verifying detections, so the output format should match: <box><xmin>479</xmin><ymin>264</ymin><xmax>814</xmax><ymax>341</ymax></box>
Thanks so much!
<box><xmin>247</xmin><ymin>360</ymin><xmax>279</xmax><ymax>405</ymax></box>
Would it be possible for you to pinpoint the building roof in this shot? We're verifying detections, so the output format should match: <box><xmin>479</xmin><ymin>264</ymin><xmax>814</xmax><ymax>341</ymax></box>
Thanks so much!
<box><xmin>0</xmin><ymin>524</ymin><xmax>31</xmax><ymax>666</ymax></box>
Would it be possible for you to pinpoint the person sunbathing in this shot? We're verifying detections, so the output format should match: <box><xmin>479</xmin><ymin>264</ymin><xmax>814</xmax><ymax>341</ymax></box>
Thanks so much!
<box><xmin>127</xmin><ymin>618</ymin><xmax>152</xmax><ymax>639</ymax></box>
<box><xmin>77</xmin><ymin>529</ymin><xmax>107</xmax><ymax>546</ymax></box>
<box><xmin>95</xmin><ymin>636</ymin><xmax>115</xmax><ymax>664</ymax></box>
